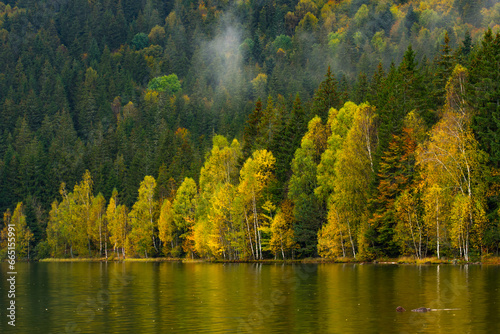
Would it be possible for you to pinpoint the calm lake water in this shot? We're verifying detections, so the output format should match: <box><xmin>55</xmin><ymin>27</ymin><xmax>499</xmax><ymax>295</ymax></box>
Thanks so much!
<box><xmin>1</xmin><ymin>262</ymin><xmax>499</xmax><ymax>333</ymax></box>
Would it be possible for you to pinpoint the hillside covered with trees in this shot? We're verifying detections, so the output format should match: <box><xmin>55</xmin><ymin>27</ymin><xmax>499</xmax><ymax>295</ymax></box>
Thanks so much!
<box><xmin>1</xmin><ymin>0</ymin><xmax>500</xmax><ymax>261</ymax></box>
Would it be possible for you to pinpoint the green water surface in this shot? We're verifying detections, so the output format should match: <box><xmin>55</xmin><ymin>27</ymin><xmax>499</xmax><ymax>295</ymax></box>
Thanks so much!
<box><xmin>1</xmin><ymin>262</ymin><xmax>499</xmax><ymax>333</ymax></box>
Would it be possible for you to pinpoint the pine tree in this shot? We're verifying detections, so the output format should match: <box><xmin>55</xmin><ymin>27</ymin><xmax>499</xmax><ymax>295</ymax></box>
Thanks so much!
<box><xmin>352</xmin><ymin>72</ymin><xmax>369</xmax><ymax>104</ymax></box>
<box><xmin>241</xmin><ymin>99</ymin><xmax>263</xmax><ymax>163</ymax></box>
<box><xmin>368</xmin><ymin>127</ymin><xmax>418</xmax><ymax>257</ymax></box>
<box><xmin>273</xmin><ymin>94</ymin><xmax>307</xmax><ymax>187</ymax></box>
<box><xmin>469</xmin><ymin>29</ymin><xmax>500</xmax><ymax>170</ymax></box>
<box><xmin>256</xmin><ymin>96</ymin><xmax>277</xmax><ymax>151</ymax></box>
<box><xmin>311</xmin><ymin>66</ymin><xmax>340</xmax><ymax>123</ymax></box>
<box><xmin>432</xmin><ymin>31</ymin><xmax>455</xmax><ymax>109</ymax></box>
<box><xmin>288</xmin><ymin>116</ymin><xmax>329</xmax><ymax>257</ymax></box>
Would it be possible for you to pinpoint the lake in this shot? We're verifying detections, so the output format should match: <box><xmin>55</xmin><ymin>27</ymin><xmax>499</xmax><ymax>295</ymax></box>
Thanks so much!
<box><xmin>1</xmin><ymin>262</ymin><xmax>499</xmax><ymax>333</ymax></box>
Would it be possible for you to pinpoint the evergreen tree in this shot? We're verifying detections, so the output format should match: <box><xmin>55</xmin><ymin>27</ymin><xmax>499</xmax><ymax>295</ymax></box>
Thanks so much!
<box><xmin>432</xmin><ymin>31</ymin><xmax>455</xmax><ymax>109</ymax></box>
<box><xmin>468</xmin><ymin>29</ymin><xmax>500</xmax><ymax>231</ymax></box>
<box><xmin>241</xmin><ymin>99</ymin><xmax>263</xmax><ymax>163</ymax></box>
<box><xmin>469</xmin><ymin>29</ymin><xmax>500</xmax><ymax>170</ymax></box>
<box><xmin>367</xmin><ymin>128</ymin><xmax>418</xmax><ymax>257</ymax></box>
<box><xmin>288</xmin><ymin>116</ymin><xmax>328</xmax><ymax>257</ymax></box>
<box><xmin>311</xmin><ymin>66</ymin><xmax>340</xmax><ymax>122</ymax></box>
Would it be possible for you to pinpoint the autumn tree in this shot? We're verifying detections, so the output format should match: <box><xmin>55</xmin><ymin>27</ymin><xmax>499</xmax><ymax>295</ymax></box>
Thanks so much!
<box><xmin>316</xmin><ymin>102</ymin><xmax>357</xmax><ymax>202</ymax></box>
<box><xmin>172</xmin><ymin>177</ymin><xmax>197</xmax><ymax>257</ymax></box>
<box><xmin>317</xmin><ymin>102</ymin><xmax>377</xmax><ymax>259</ymax></box>
<box><xmin>420</xmin><ymin>183</ymin><xmax>452</xmax><ymax>259</ymax></box>
<box><xmin>318</xmin><ymin>206</ymin><xmax>351</xmax><ymax>259</ymax></box>
<box><xmin>107</xmin><ymin>189</ymin><xmax>129</xmax><ymax>259</ymax></box>
<box><xmin>288</xmin><ymin>116</ymin><xmax>329</xmax><ymax>257</ymax></box>
<box><xmin>368</xmin><ymin>126</ymin><xmax>418</xmax><ymax>257</ymax></box>
<box><xmin>418</xmin><ymin>65</ymin><xmax>488</xmax><ymax>261</ymax></box>
<box><xmin>46</xmin><ymin>183</ymin><xmax>79</xmax><ymax>257</ymax></box>
<box><xmin>195</xmin><ymin>136</ymin><xmax>242</xmax><ymax>259</ymax></box>
<box><xmin>73</xmin><ymin>170</ymin><xmax>95</xmax><ymax>257</ymax></box>
<box><xmin>89</xmin><ymin>193</ymin><xmax>107</xmax><ymax>257</ymax></box>
<box><xmin>237</xmin><ymin>149</ymin><xmax>276</xmax><ymax>260</ymax></box>
<box><xmin>0</xmin><ymin>203</ymin><xmax>34</xmax><ymax>259</ymax></box>
<box><xmin>269</xmin><ymin>199</ymin><xmax>298</xmax><ymax>260</ymax></box>
<box><xmin>45</xmin><ymin>171</ymin><xmax>96</xmax><ymax>258</ymax></box>
<box><xmin>394</xmin><ymin>190</ymin><xmax>426</xmax><ymax>259</ymax></box>
<box><xmin>158</xmin><ymin>198</ymin><xmax>176</xmax><ymax>256</ymax></box>
<box><xmin>127</xmin><ymin>175</ymin><xmax>158</xmax><ymax>258</ymax></box>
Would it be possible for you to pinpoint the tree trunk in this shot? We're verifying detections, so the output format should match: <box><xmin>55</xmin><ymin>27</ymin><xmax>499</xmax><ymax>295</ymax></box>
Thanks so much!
<box><xmin>436</xmin><ymin>197</ymin><xmax>440</xmax><ymax>259</ymax></box>
<box><xmin>346</xmin><ymin>217</ymin><xmax>356</xmax><ymax>258</ymax></box>
<box><xmin>88</xmin><ymin>238</ymin><xmax>92</xmax><ymax>257</ymax></box>
<box><xmin>99</xmin><ymin>216</ymin><xmax>102</xmax><ymax>257</ymax></box>
<box><xmin>340</xmin><ymin>228</ymin><xmax>346</xmax><ymax>258</ymax></box>
<box><xmin>252</xmin><ymin>193</ymin><xmax>260</xmax><ymax>260</ymax></box>
<box><xmin>245</xmin><ymin>211</ymin><xmax>255</xmax><ymax>260</ymax></box>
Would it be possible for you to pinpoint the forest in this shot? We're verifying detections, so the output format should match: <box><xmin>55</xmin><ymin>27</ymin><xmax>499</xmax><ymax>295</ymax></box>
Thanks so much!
<box><xmin>0</xmin><ymin>0</ymin><xmax>500</xmax><ymax>261</ymax></box>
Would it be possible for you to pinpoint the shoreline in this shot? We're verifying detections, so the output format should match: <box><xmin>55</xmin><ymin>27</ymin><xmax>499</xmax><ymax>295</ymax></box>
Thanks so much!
<box><xmin>19</xmin><ymin>256</ymin><xmax>499</xmax><ymax>265</ymax></box>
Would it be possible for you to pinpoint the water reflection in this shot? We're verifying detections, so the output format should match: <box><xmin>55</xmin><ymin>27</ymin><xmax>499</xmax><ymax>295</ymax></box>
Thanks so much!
<box><xmin>1</xmin><ymin>262</ymin><xmax>499</xmax><ymax>333</ymax></box>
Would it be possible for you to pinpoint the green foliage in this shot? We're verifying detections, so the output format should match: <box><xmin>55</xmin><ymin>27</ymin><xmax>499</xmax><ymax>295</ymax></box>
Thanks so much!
<box><xmin>147</xmin><ymin>74</ymin><xmax>181</xmax><ymax>94</ymax></box>
<box><xmin>131</xmin><ymin>32</ymin><xmax>149</xmax><ymax>50</ymax></box>
<box><xmin>127</xmin><ymin>175</ymin><xmax>158</xmax><ymax>258</ymax></box>
<box><xmin>1</xmin><ymin>0</ymin><xmax>500</xmax><ymax>261</ymax></box>
<box><xmin>317</xmin><ymin>102</ymin><xmax>377</xmax><ymax>260</ymax></box>
<box><xmin>288</xmin><ymin>116</ymin><xmax>329</xmax><ymax>257</ymax></box>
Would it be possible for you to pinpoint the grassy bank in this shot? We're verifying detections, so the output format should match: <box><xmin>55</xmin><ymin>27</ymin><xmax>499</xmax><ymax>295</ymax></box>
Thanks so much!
<box><xmin>29</xmin><ymin>256</ymin><xmax>500</xmax><ymax>264</ymax></box>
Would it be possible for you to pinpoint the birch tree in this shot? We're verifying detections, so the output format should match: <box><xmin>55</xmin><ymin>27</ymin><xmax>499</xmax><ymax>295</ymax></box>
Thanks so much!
<box><xmin>237</xmin><ymin>149</ymin><xmax>275</xmax><ymax>260</ymax></box>
<box><xmin>127</xmin><ymin>175</ymin><xmax>158</xmax><ymax>258</ymax></box>
<box><xmin>418</xmin><ymin>65</ymin><xmax>488</xmax><ymax>260</ymax></box>
<box><xmin>195</xmin><ymin>136</ymin><xmax>241</xmax><ymax>258</ymax></box>
<box><xmin>317</xmin><ymin>102</ymin><xmax>377</xmax><ymax>259</ymax></box>
<box><xmin>172</xmin><ymin>177</ymin><xmax>197</xmax><ymax>257</ymax></box>
<box><xmin>158</xmin><ymin>199</ymin><xmax>177</xmax><ymax>256</ymax></box>
<box><xmin>270</xmin><ymin>200</ymin><xmax>297</xmax><ymax>259</ymax></box>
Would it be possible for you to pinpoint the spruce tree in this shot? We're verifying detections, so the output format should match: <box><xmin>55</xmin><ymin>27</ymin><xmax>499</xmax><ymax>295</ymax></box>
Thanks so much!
<box><xmin>311</xmin><ymin>66</ymin><xmax>340</xmax><ymax>123</ymax></box>
<box><xmin>432</xmin><ymin>31</ymin><xmax>455</xmax><ymax>109</ymax></box>
<box><xmin>241</xmin><ymin>99</ymin><xmax>263</xmax><ymax>163</ymax></box>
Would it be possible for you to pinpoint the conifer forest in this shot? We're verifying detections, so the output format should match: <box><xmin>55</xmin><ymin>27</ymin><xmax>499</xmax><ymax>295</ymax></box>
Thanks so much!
<box><xmin>1</xmin><ymin>0</ymin><xmax>500</xmax><ymax>262</ymax></box>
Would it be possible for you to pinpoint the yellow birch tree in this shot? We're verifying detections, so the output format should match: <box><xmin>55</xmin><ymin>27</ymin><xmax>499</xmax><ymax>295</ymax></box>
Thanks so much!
<box><xmin>127</xmin><ymin>175</ymin><xmax>158</xmax><ymax>258</ymax></box>
<box><xmin>418</xmin><ymin>65</ymin><xmax>488</xmax><ymax>261</ymax></box>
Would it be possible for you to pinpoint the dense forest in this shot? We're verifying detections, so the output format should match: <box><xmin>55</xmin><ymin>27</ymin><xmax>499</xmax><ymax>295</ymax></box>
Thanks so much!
<box><xmin>1</xmin><ymin>0</ymin><xmax>500</xmax><ymax>261</ymax></box>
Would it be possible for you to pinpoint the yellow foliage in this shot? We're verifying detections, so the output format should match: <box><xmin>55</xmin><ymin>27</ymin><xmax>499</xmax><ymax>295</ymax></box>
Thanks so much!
<box><xmin>122</xmin><ymin>101</ymin><xmax>137</xmax><ymax>120</ymax></box>
<box><xmin>328</xmin><ymin>27</ymin><xmax>346</xmax><ymax>50</ymax></box>
<box><xmin>145</xmin><ymin>89</ymin><xmax>159</xmax><ymax>104</ymax></box>
<box><xmin>318</xmin><ymin>207</ymin><xmax>350</xmax><ymax>259</ymax></box>
<box><xmin>148</xmin><ymin>25</ymin><xmax>166</xmax><ymax>45</ymax></box>
<box><xmin>297</xmin><ymin>12</ymin><xmax>319</xmax><ymax>31</ymax></box>
<box><xmin>418</xmin><ymin>0</ymin><xmax>454</xmax><ymax>15</ymax></box>
<box><xmin>394</xmin><ymin>190</ymin><xmax>425</xmax><ymax>258</ymax></box>
<box><xmin>417</xmin><ymin>67</ymin><xmax>488</xmax><ymax>260</ymax></box>
<box><xmin>390</xmin><ymin>5</ymin><xmax>404</xmax><ymax>19</ymax></box>
<box><xmin>158</xmin><ymin>199</ymin><xmax>175</xmax><ymax>253</ymax></box>
<box><xmin>1</xmin><ymin>210</ymin><xmax>32</xmax><ymax>257</ymax></box>
<box><xmin>371</xmin><ymin>30</ymin><xmax>387</xmax><ymax>53</ymax></box>
<box><xmin>251</xmin><ymin>73</ymin><xmax>268</xmax><ymax>98</ymax></box>
<box><xmin>128</xmin><ymin>175</ymin><xmax>158</xmax><ymax>258</ymax></box>
<box><xmin>165</xmin><ymin>11</ymin><xmax>180</xmax><ymax>30</ymax></box>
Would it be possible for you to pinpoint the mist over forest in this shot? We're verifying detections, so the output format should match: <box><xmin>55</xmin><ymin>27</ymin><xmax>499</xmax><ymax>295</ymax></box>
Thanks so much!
<box><xmin>1</xmin><ymin>0</ymin><xmax>500</xmax><ymax>261</ymax></box>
